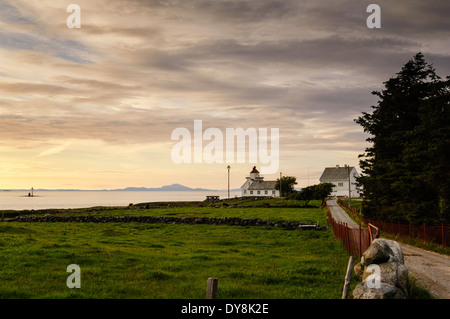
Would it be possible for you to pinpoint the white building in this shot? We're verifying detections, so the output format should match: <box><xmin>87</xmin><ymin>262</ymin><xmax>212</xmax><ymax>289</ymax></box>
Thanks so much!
<box><xmin>241</xmin><ymin>166</ymin><xmax>280</xmax><ymax>197</ymax></box>
<box><xmin>319</xmin><ymin>165</ymin><xmax>361</xmax><ymax>197</ymax></box>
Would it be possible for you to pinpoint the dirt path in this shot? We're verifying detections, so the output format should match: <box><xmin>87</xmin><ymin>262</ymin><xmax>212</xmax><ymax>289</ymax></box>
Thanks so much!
<box><xmin>327</xmin><ymin>199</ymin><xmax>450</xmax><ymax>299</ymax></box>
<box><xmin>400</xmin><ymin>243</ymin><xmax>450</xmax><ymax>299</ymax></box>
<box><xmin>326</xmin><ymin>200</ymin><xmax>358</xmax><ymax>228</ymax></box>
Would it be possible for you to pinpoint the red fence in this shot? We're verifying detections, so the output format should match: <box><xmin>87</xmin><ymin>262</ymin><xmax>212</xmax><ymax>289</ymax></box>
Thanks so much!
<box><xmin>337</xmin><ymin>199</ymin><xmax>449</xmax><ymax>247</ymax></box>
<box><xmin>326</xmin><ymin>204</ymin><xmax>372</xmax><ymax>258</ymax></box>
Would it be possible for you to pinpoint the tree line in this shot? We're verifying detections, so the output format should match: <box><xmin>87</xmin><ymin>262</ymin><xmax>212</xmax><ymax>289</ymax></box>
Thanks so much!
<box><xmin>274</xmin><ymin>176</ymin><xmax>334</xmax><ymax>207</ymax></box>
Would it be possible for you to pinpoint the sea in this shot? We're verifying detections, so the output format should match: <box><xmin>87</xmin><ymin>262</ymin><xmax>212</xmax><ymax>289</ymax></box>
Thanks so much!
<box><xmin>0</xmin><ymin>190</ymin><xmax>242</xmax><ymax>210</ymax></box>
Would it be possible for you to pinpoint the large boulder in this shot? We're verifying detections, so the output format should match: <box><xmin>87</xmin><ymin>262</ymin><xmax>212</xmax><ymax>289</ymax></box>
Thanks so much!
<box><xmin>362</xmin><ymin>238</ymin><xmax>403</xmax><ymax>265</ymax></box>
<box><xmin>361</xmin><ymin>261</ymin><xmax>409</xmax><ymax>297</ymax></box>
<box><xmin>362</xmin><ymin>240</ymin><xmax>391</xmax><ymax>265</ymax></box>
<box><xmin>353</xmin><ymin>281</ymin><xmax>407</xmax><ymax>299</ymax></box>
<box><xmin>382</xmin><ymin>239</ymin><xmax>404</xmax><ymax>264</ymax></box>
<box><xmin>353</xmin><ymin>260</ymin><xmax>365</xmax><ymax>279</ymax></box>
<box><xmin>352</xmin><ymin>239</ymin><xmax>409</xmax><ymax>299</ymax></box>
<box><xmin>354</xmin><ymin>239</ymin><xmax>405</xmax><ymax>277</ymax></box>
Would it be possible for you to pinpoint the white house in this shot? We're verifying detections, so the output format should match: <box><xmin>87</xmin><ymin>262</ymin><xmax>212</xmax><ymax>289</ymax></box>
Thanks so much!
<box><xmin>319</xmin><ymin>165</ymin><xmax>361</xmax><ymax>197</ymax></box>
<box><xmin>241</xmin><ymin>166</ymin><xmax>280</xmax><ymax>197</ymax></box>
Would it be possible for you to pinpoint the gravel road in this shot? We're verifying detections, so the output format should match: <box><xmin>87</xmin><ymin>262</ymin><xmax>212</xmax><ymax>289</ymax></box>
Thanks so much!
<box><xmin>326</xmin><ymin>200</ymin><xmax>358</xmax><ymax>228</ymax></box>
<box><xmin>400</xmin><ymin>243</ymin><xmax>450</xmax><ymax>299</ymax></box>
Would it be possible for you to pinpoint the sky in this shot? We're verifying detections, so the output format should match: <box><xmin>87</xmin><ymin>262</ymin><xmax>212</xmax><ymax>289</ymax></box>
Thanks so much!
<box><xmin>0</xmin><ymin>0</ymin><xmax>449</xmax><ymax>190</ymax></box>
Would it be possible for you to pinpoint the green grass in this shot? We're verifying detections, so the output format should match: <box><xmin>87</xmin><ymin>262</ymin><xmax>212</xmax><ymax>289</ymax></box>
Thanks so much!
<box><xmin>225</xmin><ymin>198</ymin><xmax>324</xmax><ymax>207</ymax></box>
<box><xmin>108</xmin><ymin>206</ymin><xmax>325</xmax><ymax>225</ymax></box>
<box><xmin>380</xmin><ymin>232</ymin><xmax>450</xmax><ymax>256</ymax></box>
<box><xmin>0</xmin><ymin>220</ymin><xmax>353</xmax><ymax>299</ymax></box>
<box><xmin>3</xmin><ymin>206</ymin><xmax>327</xmax><ymax>226</ymax></box>
<box><xmin>340</xmin><ymin>199</ymin><xmax>363</xmax><ymax>212</ymax></box>
<box><xmin>408</xmin><ymin>276</ymin><xmax>435</xmax><ymax>299</ymax></box>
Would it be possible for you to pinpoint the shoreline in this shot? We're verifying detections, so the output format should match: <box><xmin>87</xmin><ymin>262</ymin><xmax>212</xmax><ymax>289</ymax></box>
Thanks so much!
<box><xmin>0</xmin><ymin>190</ymin><xmax>242</xmax><ymax>211</ymax></box>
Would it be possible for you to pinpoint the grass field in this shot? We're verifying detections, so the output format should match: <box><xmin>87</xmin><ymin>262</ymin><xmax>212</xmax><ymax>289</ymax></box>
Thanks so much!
<box><xmin>0</xmin><ymin>202</ymin><xmax>358</xmax><ymax>299</ymax></box>
<box><xmin>29</xmin><ymin>206</ymin><xmax>327</xmax><ymax>224</ymax></box>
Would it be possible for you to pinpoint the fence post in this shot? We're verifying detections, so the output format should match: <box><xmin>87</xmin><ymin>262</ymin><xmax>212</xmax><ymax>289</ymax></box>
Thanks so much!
<box><xmin>342</xmin><ymin>256</ymin><xmax>355</xmax><ymax>299</ymax></box>
<box><xmin>345</xmin><ymin>223</ymin><xmax>352</xmax><ymax>255</ymax></box>
<box><xmin>338</xmin><ymin>222</ymin><xmax>341</xmax><ymax>239</ymax></box>
<box><xmin>358</xmin><ymin>223</ymin><xmax>362</xmax><ymax>259</ymax></box>
<box><xmin>206</xmin><ymin>277</ymin><xmax>218</xmax><ymax>299</ymax></box>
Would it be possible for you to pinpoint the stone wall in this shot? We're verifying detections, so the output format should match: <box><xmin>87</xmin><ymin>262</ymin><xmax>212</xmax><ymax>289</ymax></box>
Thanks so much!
<box><xmin>5</xmin><ymin>215</ymin><xmax>321</xmax><ymax>230</ymax></box>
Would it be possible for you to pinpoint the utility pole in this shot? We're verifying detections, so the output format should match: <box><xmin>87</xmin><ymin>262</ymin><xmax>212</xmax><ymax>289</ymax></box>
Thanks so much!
<box><xmin>227</xmin><ymin>165</ymin><xmax>230</xmax><ymax>200</ymax></box>
<box><xmin>345</xmin><ymin>165</ymin><xmax>351</xmax><ymax>208</ymax></box>
<box><xmin>279</xmin><ymin>172</ymin><xmax>282</xmax><ymax>198</ymax></box>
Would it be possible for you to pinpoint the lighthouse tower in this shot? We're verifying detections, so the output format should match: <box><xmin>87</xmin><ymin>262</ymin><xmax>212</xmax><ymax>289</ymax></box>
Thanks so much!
<box><xmin>249</xmin><ymin>166</ymin><xmax>261</xmax><ymax>180</ymax></box>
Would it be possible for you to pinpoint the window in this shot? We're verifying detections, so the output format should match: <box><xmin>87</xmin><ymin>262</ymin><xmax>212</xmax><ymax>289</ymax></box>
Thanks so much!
<box><xmin>243</xmin><ymin>190</ymin><xmax>246</xmax><ymax>194</ymax></box>
<box><xmin>257</xmin><ymin>191</ymin><xmax>261</xmax><ymax>195</ymax></box>
<box><xmin>250</xmin><ymin>191</ymin><xmax>253</xmax><ymax>195</ymax></box>
<box><xmin>272</xmin><ymin>191</ymin><xmax>275</xmax><ymax>194</ymax></box>
<box><xmin>265</xmin><ymin>190</ymin><xmax>268</xmax><ymax>195</ymax></box>
<box><xmin>338</xmin><ymin>182</ymin><xmax>344</xmax><ymax>187</ymax></box>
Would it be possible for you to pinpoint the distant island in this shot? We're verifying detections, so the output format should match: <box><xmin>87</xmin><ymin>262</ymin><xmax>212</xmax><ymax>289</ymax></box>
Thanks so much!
<box><xmin>1</xmin><ymin>184</ymin><xmax>240</xmax><ymax>192</ymax></box>
<box><xmin>111</xmin><ymin>184</ymin><xmax>217</xmax><ymax>192</ymax></box>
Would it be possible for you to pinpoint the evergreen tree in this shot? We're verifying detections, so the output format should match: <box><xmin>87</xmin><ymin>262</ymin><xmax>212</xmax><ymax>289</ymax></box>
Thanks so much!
<box><xmin>355</xmin><ymin>53</ymin><xmax>450</xmax><ymax>224</ymax></box>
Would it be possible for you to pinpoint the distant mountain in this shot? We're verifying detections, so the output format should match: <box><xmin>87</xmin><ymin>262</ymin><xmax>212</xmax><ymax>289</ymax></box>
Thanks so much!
<box><xmin>112</xmin><ymin>184</ymin><xmax>217</xmax><ymax>192</ymax></box>
<box><xmin>3</xmin><ymin>184</ymin><xmax>239</xmax><ymax>192</ymax></box>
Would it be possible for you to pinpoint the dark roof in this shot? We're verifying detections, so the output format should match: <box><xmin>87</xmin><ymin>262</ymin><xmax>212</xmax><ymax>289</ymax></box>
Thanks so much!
<box><xmin>319</xmin><ymin>166</ymin><xmax>355</xmax><ymax>181</ymax></box>
<box><xmin>250</xmin><ymin>166</ymin><xmax>259</xmax><ymax>174</ymax></box>
<box><xmin>247</xmin><ymin>180</ymin><xmax>276</xmax><ymax>190</ymax></box>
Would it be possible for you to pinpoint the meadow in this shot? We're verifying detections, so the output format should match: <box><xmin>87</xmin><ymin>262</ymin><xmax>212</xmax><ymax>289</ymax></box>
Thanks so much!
<box><xmin>0</xmin><ymin>201</ymin><xmax>355</xmax><ymax>299</ymax></box>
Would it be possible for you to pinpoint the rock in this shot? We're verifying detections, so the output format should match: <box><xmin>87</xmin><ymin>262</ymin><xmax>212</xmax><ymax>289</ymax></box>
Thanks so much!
<box><xmin>384</xmin><ymin>240</ymin><xmax>404</xmax><ymax>264</ymax></box>
<box><xmin>362</xmin><ymin>239</ymin><xmax>391</xmax><ymax>265</ymax></box>
<box><xmin>362</xmin><ymin>238</ymin><xmax>404</xmax><ymax>266</ymax></box>
<box><xmin>361</xmin><ymin>261</ymin><xmax>409</xmax><ymax>297</ymax></box>
<box><xmin>353</xmin><ymin>281</ymin><xmax>407</xmax><ymax>299</ymax></box>
<box><xmin>354</xmin><ymin>261</ymin><xmax>365</xmax><ymax>279</ymax></box>
<box><xmin>352</xmin><ymin>239</ymin><xmax>409</xmax><ymax>299</ymax></box>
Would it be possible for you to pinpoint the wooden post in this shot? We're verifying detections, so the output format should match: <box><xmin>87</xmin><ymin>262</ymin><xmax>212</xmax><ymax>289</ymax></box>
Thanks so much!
<box><xmin>358</xmin><ymin>223</ymin><xmax>362</xmax><ymax>259</ymax></box>
<box><xmin>442</xmin><ymin>224</ymin><xmax>445</xmax><ymax>247</ymax></box>
<box><xmin>345</xmin><ymin>223</ymin><xmax>350</xmax><ymax>255</ymax></box>
<box><xmin>342</xmin><ymin>256</ymin><xmax>355</xmax><ymax>299</ymax></box>
<box><xmin>206</xmin><ymin>277</ymin><xmax>218</xmax><ymax>299</ymax></box>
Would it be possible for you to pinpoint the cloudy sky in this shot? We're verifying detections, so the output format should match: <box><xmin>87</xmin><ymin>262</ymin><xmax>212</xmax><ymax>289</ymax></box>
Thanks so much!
<box><xmin>0</xmin><ymin>0</ymin><xmax>449</xmax><ymax>190</ymax></box>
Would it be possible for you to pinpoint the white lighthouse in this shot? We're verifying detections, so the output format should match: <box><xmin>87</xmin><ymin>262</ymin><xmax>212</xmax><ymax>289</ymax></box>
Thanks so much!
<box><xmin>240</xmin><ymin>166</ymin><xmax>279</xmax><ymax>197</ymax></box>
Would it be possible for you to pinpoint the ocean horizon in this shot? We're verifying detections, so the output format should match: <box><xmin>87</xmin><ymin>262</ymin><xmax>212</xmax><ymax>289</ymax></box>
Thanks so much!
<box><xmin>0</xmin><ymin>190</ymin><xmax>242</xmax><ymax>210</ymax></box>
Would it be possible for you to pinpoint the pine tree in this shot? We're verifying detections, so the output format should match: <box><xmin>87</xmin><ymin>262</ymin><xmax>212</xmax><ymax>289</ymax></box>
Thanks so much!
<box><xmin>355</xmin><ymin>53</ymin><xmax>450</xmax><ymax>224</ymax></box>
